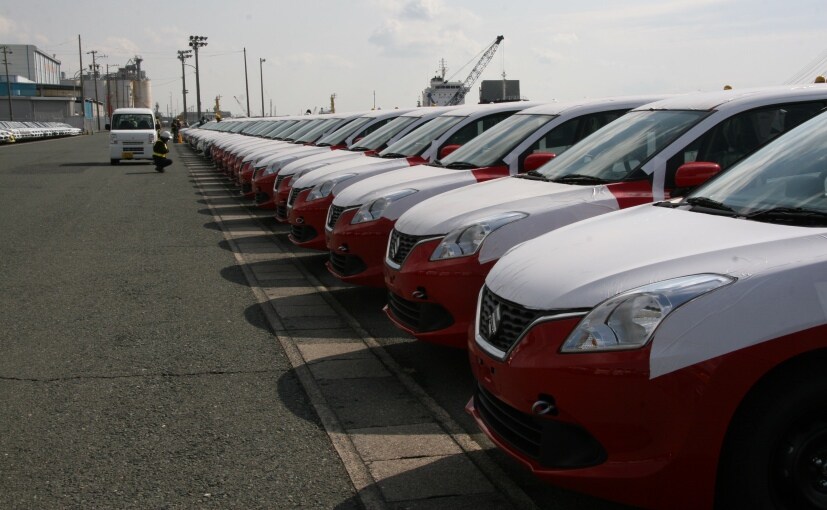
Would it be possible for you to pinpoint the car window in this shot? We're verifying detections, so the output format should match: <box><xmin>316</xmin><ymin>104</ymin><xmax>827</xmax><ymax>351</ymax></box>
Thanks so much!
<box><xmin>665</xmin><ymin>101</ymin><xmax>827</xmax><ymax>189</ymax></box>
<box><xmin>444</xmin><ymin>111</ymin><xmax>515</xmax><ymax>146</ymax></box>
<box><xmin>524</xmin><ymin>110</ymin><xmax>627</xmax><ymax>158</ymax></box>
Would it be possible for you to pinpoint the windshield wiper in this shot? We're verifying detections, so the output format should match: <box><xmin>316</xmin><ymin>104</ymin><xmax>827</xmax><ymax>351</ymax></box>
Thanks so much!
<box><xmin>551</xmin><ymin>174</ymin><xmax>609</xmax><ymax>185</ymax></box>
<box><xmin>516</xmin><ymin>170</ymin><xmax>550</xmax><ymax>181</ymax></box>
<box><xmin>745</xmin><ymin>207</ymin><xmax>827</xmax><ymax>226</ymax></box>
<box><xmin>684</xmin><ymin>196</ymin><xmax>738</xmax><ymax>215</ymax></box>
<box><xmin>444</xmin><ymin>161</ymin><xmax>477</xmax><ymax>170</ymax></box>
<box><xmin>380</xmin><ymin>152</ymin><xmax>408</xmax><ymax>159</ymax></box>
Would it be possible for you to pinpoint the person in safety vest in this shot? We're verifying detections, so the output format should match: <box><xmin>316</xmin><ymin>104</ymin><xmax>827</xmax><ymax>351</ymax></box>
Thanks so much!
<box><xmin>153</xmin><ymin>131</ymin><xmax>173</xmax><ymax>172</ymax></box>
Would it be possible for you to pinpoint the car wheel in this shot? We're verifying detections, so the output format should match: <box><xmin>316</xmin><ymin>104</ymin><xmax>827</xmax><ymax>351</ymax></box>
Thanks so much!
<box><xmin>717</xmin><ymin>359</ymin><xmax>827</xmax><ymax>510</ymax></box>
<box><xmin>110</xmin><ymin>159</ymin><xmax>119</xmax><ymax>165</ymax></box>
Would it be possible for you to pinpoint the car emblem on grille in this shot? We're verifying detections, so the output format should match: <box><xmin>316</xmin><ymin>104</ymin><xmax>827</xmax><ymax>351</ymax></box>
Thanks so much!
<box><xmin>486</xmin><ymin>303</ymin><xmax>502</xmax><ymax>339</ymax></box>
<box><xmin>389</xmin><ymin>234</ymin><xmax>401</xmax><ymax>260</ymax></box>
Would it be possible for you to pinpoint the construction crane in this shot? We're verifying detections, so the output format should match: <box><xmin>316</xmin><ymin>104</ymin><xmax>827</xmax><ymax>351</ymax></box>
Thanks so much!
<box><xmin>445</xmin><ymin>35</ymin><xmax>504</xmax><ymax>106</ymax></box>
<box><xmin>233</xmin><ymin>95</ymin><xmax>248</xmax><ymax>117</ymax></box>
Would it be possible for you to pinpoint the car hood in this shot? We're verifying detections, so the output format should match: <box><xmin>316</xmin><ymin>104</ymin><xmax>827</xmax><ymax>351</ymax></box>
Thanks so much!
<box><xmin>333</xmin><ymin>165</ymin><xmax>471</xmax><ymax>207</ymax></box>
<box><xmin>486</xmin><ymin>205</ymin><xmax>827</xmax><ymax>377</ymax></box>
<box><xmin>488</xmin><ymin>205</ymin><xmax>827</xmax><ymax>309</ymax></box>
<box><xmin>254</xmin><ymin>144</ymin><xmax>324</xmax><ymax>167</ymax></box>
<box><xmin>280</xmin><ymin>150</ymin><xmax>363</xmax><ymax>177</ymax></box>
<box><xmin>396</xmin><ymin>177</ymin><xmax>615</xmax><ymax>235</ymax></box>
<box><xmin>293</xmin><ymin>156</ymin><xmax>410</xmax><ymax>189</ymax></box>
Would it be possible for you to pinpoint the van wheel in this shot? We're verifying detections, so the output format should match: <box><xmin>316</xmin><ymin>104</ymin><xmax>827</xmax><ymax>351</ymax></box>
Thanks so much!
<box><xmin>110</xmin><ymin>159</ymin><xmax>119</xmax><ymax>165</ymax></box>
<box><xmin>717</xmin><ymin>360</ymin><xmax>827</xmax><ymax>510</ymax></box>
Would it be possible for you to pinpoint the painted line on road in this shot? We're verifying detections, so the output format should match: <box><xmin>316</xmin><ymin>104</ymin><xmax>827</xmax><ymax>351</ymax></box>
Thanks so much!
<box><xmin>179</xmin><ymin>146</ymin><xmax>538</xmax><ymax>510</ymax></box>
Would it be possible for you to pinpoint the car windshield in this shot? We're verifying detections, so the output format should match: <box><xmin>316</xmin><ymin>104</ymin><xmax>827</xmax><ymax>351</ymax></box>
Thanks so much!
<box><xmin>379</xmin><ymin>115</ymin><xmax>465</xmax><ymax>157</ymax></box>
<box><xmin>296</xmin><ymin>118</ymin><xmax>345</xmax><ymax>143</ymax></box>
<box><xmin>684</xmin><ymin>111</ymin><xmax>827</xmax><ymax>225</ymax></box>
<box><xmin>536</xmin><ymin>110</ymin><xmax>708</xmax><ymax>182</ymax></box>
<box><xmin>263</xmin><ymin>120</ymin><xmax>298</xmax><ymax>138</ymax></box>
<box><xmin>316</xmin><ymin>117</ymin><xmax>373</xmax><ymax>146</ymax></box>
<box><xmin>241</xmin><ymin>122</ymin><xmax>268</xmax><ymax>135</ymax></box>
<box><xmin>350</xmin><ymin>117</ymin><xmax>418</xmax><ymax>151</ymax></box>
<box><xmin>439</xmin><ymin>114</ymin><xmax>556</xmax><ymax>168</ymax></box>
<box><xmin>112</xmin><ymin>113</ymin><xmax>155</xmax><ymax>130</ymax></box>
<box><xmin>281</xmin><ymin>119</ymin><xmax>323</xmax><ymax>141</ymax></box>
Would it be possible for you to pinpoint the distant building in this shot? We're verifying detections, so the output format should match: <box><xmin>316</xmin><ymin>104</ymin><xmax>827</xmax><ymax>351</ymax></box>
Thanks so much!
<box><xmin>0</xmin><ymin>43</ymin><xmax>155</xmax><ymax>131</ymax></box>
<box><xmin>0</xmin><ymin>44</ymin><xmax>84</xmax><ymax>123</ymax></box>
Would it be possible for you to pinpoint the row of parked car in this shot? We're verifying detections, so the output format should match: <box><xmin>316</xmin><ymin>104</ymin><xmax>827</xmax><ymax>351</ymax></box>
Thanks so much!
<box><xmin>0</xmin><ymin>121</ymin><xmax>82</xmax><ymax>143</ymax></box>
<box><xmin>181</xmin><ymin>84</ymin><xmax>827</xmax><ymax>510</ymax></box>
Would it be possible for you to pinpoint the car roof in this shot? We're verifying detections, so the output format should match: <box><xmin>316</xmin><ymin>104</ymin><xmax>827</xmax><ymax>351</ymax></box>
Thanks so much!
<box><xmin>112</xmin><ymin>107</ymin><xmax>154</xmax><ymax>114</ymax></box>
<box><xmin>634</xmin><ymin>84</ymin><xmax>827</xmax><ymax>112</ymax></box>
<box><xmin>515</xmin><ymin>95</ymin><xmax>670</xmax><ymax>116</ymax></box>
<box><xmin>442</xmin><ymin>101</ymin><xmax>545</xmax><ymax>117</ymax></box>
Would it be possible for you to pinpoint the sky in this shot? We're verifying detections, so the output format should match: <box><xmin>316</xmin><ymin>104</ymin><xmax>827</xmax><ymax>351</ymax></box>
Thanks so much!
<box><xmin>2</xmin><ymin>0</ymin><xmax>826</xmax><ymax>117</ymax></box>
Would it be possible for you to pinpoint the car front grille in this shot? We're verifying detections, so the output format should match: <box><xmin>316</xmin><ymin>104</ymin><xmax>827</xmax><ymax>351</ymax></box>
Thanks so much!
<box><xmin>328</xmin><ymin>252</ymin><xmax>366</xmax><ymax>277</ymax></box>
<box><xmin>275</xmin><ymin>174</ymin><xmax>287</xmax><ymax>191</ymax></box>
<box><xmin>290</xmin><ymin>224</ymin><xmax>317</xmax><ymax>243</ymax></box>
<box><xmin>327</xmin><ymin>205</ymin><xmax>345</xmax><ymax>229</ymax></box>
<box><xmin>288</xmin><ymin>186</ymin><xmax>310</xmax><ymax>207</ymax></box>
<box><xmin>475</xmin><ymin>383</ymin><xmax>542</xmax><ymax>460</ymax></box>
<box><xmin>275</xmin><ymin>204</ymin><xmax>287</xmax><ymax>219</ymax></box>
<box><xmin>386</xmin><ymin>291</ymin><xmax>453</xmax><ymax>333</ymax></box>
<box><xmin>387</xmin><ymin>229</ymin><xmax>430</xmax><ymax>265</ymax></box>
<box><xmin>478</xmin><ymin>286</ymin><xmax>545</xmax><ymax>354</ymax></box>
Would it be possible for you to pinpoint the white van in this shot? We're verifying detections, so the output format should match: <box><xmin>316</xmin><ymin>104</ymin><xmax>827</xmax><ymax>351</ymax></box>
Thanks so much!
<box><xmin>107</xmin><ymin>107</ymin><xmax>157</xmax><ymax>165</ymax></box>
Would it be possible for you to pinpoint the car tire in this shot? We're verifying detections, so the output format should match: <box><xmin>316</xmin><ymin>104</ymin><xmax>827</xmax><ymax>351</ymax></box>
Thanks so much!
<box><xmin>110</xmin><ymin>159</ymin><xmax>119</xmax><ymax>165</ymax></box>
<box><xmin>716</xmin><ymin>357</ymin><xmax>827</xmax><ymax>510</ymax></box>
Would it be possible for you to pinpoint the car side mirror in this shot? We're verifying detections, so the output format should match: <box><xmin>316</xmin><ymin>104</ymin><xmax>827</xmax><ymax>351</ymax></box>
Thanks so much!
<box><xmin>523</xmin><ymin>152</ymin><xmax>556</xmax><ymax>172</ymax></box>
<box><xmin>105</xmin><ymin>124</ymin><xmax>111</xmax><ymax>130</ymax></box>
<box><xmin>438</xmin><ymin>144</ymin><xmax>460</xmax><ymax>159</ymax></box>
<box><xmin>675</xmin><ymin>161</ymin><xmax>722</xmax><ymax>188</ymax></box>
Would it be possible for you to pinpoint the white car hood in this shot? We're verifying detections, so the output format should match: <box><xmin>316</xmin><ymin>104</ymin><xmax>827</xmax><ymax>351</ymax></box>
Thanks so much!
<box><xmin>255</xmin><ymin>144</ymin><xmax>325</xmax><ymax>167</ymax></box>
<box><xmin>333</xmin><ymin>166</ymin><xmax>473</xmax><ymax>207</ymax></box>
<box><xmin>280</xmin><ymin>150</ymin><xmax>363</xmax><ymax>177</ymax></box>
<box><xmin>292</xmin><ymin>156</ymin><xmax>410</xmax><ymax>189</ymax></box>
<box><xmin>396</xmin><ymin>177</ymin><xmax>617</xmax><ymax>236</ymax></box>
<box><xmin>486</xmin><ymin>205</ymin><xmax>827</xmax><ymax>377</ymax></box>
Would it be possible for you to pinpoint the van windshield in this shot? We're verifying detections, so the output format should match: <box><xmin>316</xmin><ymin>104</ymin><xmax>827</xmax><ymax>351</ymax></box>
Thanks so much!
<box><xmin>112</xmin><ymin>114</ymin><xmax>155</xmax><ymax>130</ymax></box>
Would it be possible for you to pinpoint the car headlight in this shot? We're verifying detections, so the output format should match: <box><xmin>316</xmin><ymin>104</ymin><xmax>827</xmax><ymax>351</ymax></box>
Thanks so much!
<box><xmin>430</xmin><ymin>212</ymin><xmax>527</xmax><ymax>261</ymax></box>
<box><xmin>263</xmin><ymin>163</ymin><xmax>278</xmax><ymax>176</ymax></box>
<box><xmin>561</xmin><ymin>274</ymin><xmax>734</xmax><ymax>352</ymax></box>
<box><xmin>307</xmin><ymin>174</ymin><xmax>357</xmax><ymax>202</ymax></box>
<box><xmin>351</xmin><ymin>188</ymin><xmax>417</xmax><ymax>224</ymax></box>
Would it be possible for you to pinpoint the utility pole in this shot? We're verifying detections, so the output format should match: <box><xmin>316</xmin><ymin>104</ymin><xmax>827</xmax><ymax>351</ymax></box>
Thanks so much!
<box><xmin>259</xmin><ymin>58</ymin><xmax>266</xmax><ymax>117</ymax></box>
<box><xmin>87</xmin><ymin>50</ymin><xmax>105</xmax><ymax>130</ymax></box>
<box><xmin>243</xmin><ymin>48</ymin><xmax>250</xmax><ymax>117</ymax></box>
<box><xmin>1</xmin><ymin>46</ymin><xmax>12</xmax><ymax>121</ymax></box>
<box><xmin>188</xmin><ymin>35</ymin><xmax>208</xmax><ymax>122</ymax></box>
<box><xmin>177</xmin><ymin>49</ymin><xmax>192</xmax><ymax>122</ymax></box>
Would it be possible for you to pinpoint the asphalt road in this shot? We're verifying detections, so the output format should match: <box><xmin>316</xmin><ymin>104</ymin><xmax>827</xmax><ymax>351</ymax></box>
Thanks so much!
<box><xmin>0</xmin><ymin>133</ymin><xmax>632</xmax><ymax>510</ymax></box>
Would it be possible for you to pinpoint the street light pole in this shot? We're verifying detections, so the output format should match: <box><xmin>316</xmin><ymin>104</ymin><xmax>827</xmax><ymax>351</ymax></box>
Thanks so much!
<box><xmin>1</xmin><ymin>45</ymin><xmax>13</xmax><ymax>121</ymax></box>
<box><xmin>177</xmin><ymin>50</ymin><xmax>192</xmax><ymax>123</ymax></box>
<box><xmin>188</xmin><ymin>35</ymin><xmax>207</xmax><ymax>123</ymax></box>
<box><xmin>259</xmin><ymin>58</ymin><xmax>266</xmax><ymax>117</ymax></box>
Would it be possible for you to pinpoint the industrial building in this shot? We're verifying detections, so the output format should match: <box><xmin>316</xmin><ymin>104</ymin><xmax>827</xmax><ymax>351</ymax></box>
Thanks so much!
<box><xmin>0</xmin><ymin>43</ymin><xmax>154</xmax><ymax>131</ymax></box>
